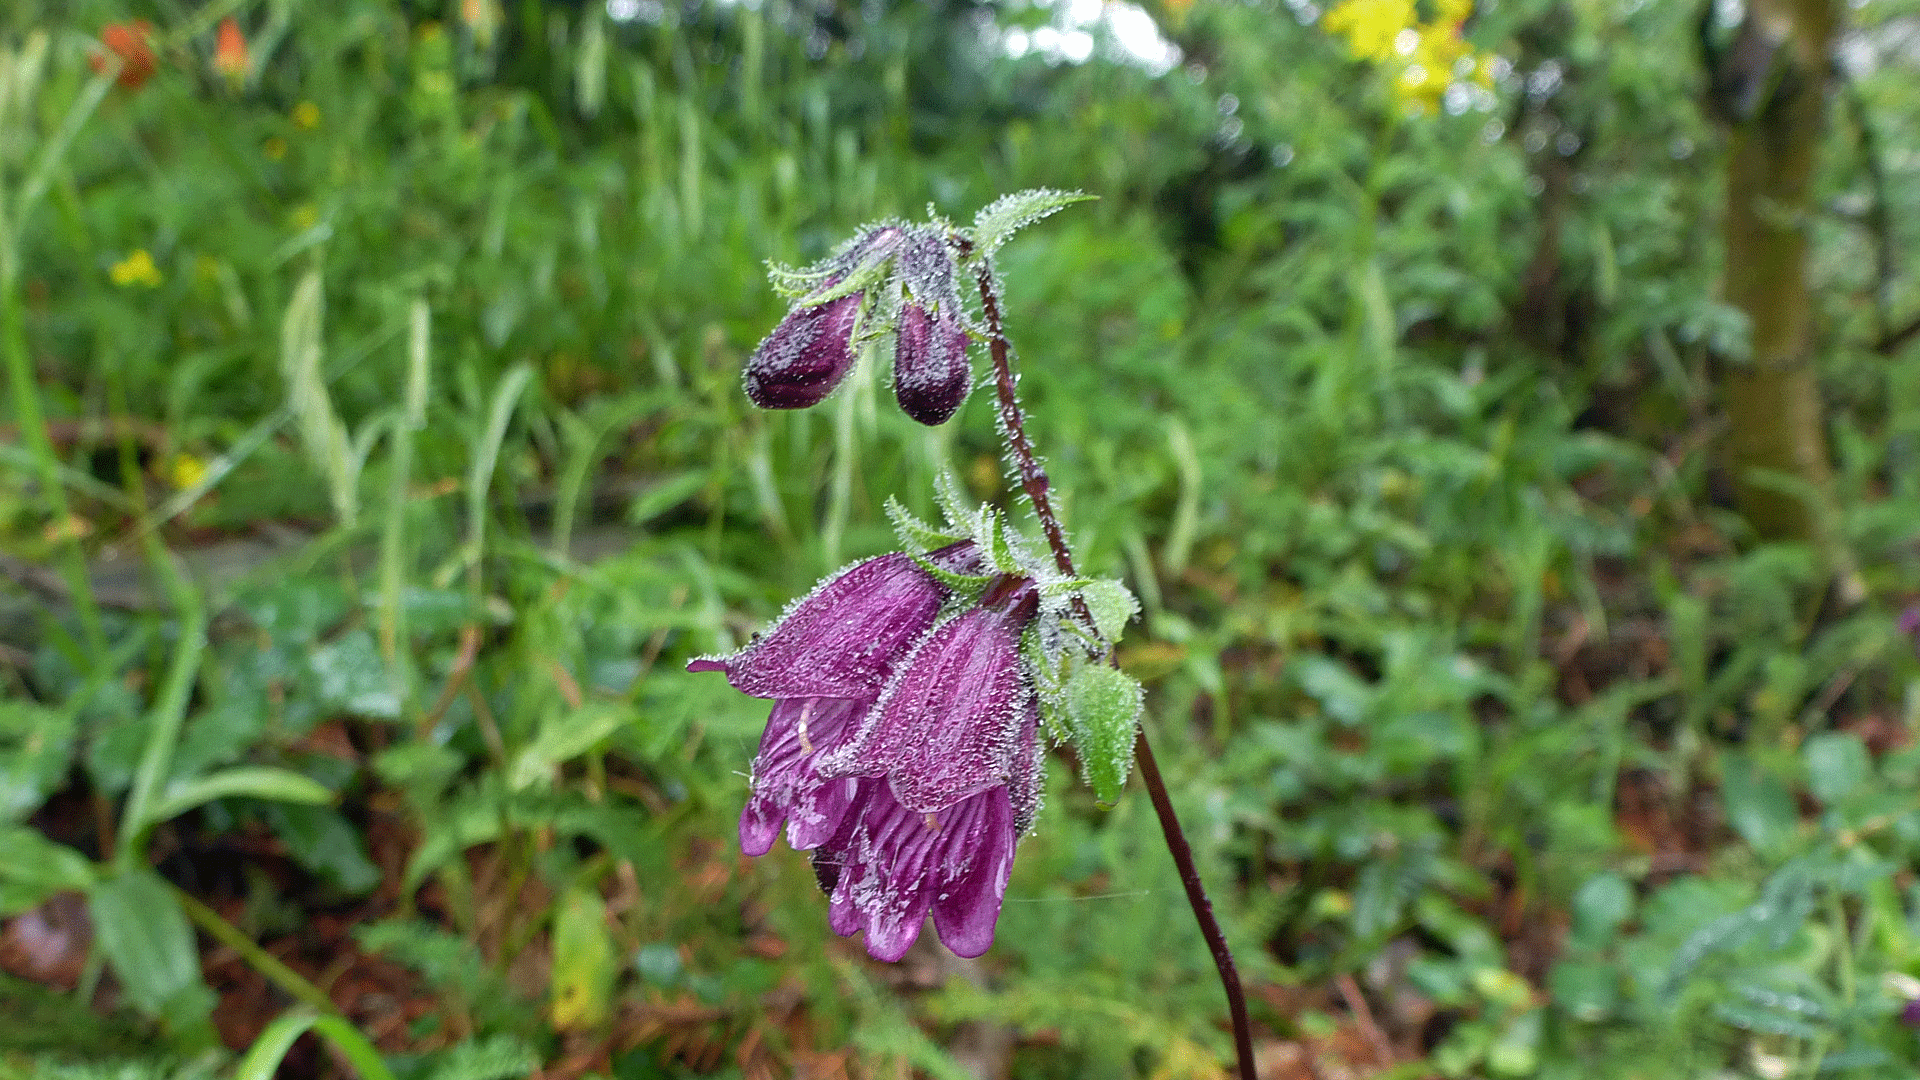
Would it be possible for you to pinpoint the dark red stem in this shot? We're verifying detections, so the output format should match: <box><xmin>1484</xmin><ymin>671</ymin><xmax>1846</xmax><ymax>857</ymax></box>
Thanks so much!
<box><xmin>969</xmin><ymin>254</ymin><xmax>1258</xmax><ymax>1080</ymax></box>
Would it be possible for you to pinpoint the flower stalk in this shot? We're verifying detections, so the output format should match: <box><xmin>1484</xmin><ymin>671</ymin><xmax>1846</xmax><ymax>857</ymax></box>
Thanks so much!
<box><xmin>965</xmin><ymin>246</ymin><xmax>1258</xmax><ymax>1080</ymax></box>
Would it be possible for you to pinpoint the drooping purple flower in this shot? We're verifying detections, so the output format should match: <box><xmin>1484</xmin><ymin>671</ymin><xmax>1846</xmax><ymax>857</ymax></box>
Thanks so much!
<box><xmin>893</xmin><ymin>302</ymin><xmax>973</xmax><ymax>426</ymax></box>
<box><xmin>808</xmin><ymin>578</ymin><xmax>1042</xmax><ymax>960</ymax></box>
<box><xmin>688</xmin><ymin>545</ymin><xmax>981</xmax><ymax>856</ymax></box>
<box><xmin>743</xmin><ymin>290</ymin><xmax>863</xmax><ymax>410</ymax></box>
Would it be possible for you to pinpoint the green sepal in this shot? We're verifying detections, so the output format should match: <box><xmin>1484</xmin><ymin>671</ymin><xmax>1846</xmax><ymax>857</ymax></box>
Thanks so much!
<box><xmin>1059</xmin><ymin>663</ymin><xmax>1143</xmax><ymax>803</ymax></box>
<box><xmin>932</xmin><ymin>470</ymin><xmax>974</xmax><ymax>535</ymax></box>
<box><xmin>886</xmin><ymin>496</ymin><xmax>965</xmax><ymax>553</ymax></box>
<box><xmin>910</xmin><ymin>553</ymin><xmax>993</xmax><ymax>602</ymax></box>
<box><xmin>1023</xmin><ymin>625</ymin><xmax>1071</xmax><ymax>744</ymax></box>
<box><xmin>968</xmin><ymin>189</ymin><xmax>1096</xmax><ymax>260</ymax></box>
<box><xmin>982</xmin><ymin>511</ymin><xmax>1021</xmax><ymax>574</ymax></box>
<box><xmin>1078</xmin><ymin>578</ymin><xmax>1140</xmax><ymax>645</ymax></box>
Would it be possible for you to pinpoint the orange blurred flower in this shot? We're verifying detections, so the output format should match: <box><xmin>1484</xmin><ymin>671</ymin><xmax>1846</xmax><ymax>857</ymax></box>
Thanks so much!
<box><xmin>91</xmin><ymin>21</ymin><xmax>158</xmax><ymax>89</ymax></box>
<box><xmin>213</xmin><ymin>17</ymin><xmax>248</xmax><ymax>84</ymax></box>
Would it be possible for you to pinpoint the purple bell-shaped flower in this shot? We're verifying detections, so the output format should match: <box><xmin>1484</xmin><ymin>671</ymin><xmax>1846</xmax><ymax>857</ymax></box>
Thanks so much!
<box><xmin>810</xmin><ymin>578</ymin><xmax>1043</xmax><ymax>960</ymax></box>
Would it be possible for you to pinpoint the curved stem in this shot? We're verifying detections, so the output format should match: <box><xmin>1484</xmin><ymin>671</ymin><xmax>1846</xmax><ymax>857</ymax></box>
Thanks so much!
<box><xmin>970</xmin><ymin>257</ymin><xmax>1257</xmax><ymax>1080</ymax></box>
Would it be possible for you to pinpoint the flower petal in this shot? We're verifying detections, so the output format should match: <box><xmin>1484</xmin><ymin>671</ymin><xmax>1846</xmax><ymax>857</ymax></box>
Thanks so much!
<box><xmin>737</xmin><ymin>697</ymin><xmax>864</xmax><ymax>856</ymax></box>
<box><xmin>818</xmin><ymin>782</ymin><xmax>1016</xmax><ymax>962</ymax></box>
<box><xmin>825</xmin><ymin>605</ymin><xmax>1032</xmax><ymax>813</ymax></box>
<box><xmin>688</xmin><ymin>552</ymin><xmax>948</xmax><ymax>701</ymax></box>
<box><xmin>928</xmin><ymin>787</ymin><xmax>1015</xmax><ymax>958</ymax></box>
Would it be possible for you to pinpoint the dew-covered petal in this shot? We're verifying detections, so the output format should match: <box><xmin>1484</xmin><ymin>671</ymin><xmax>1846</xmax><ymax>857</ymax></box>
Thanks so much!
<box><xmin>928</xmin><ymin>786</ymin><xmax>1015</xmax><ymax>958</ymax></box>
<box><xmin>687</xmin><ymin>552</ymin><xmax>949</xmax><ymax>701</ymax></box>
<box><xmin>737</xmin><ymin>697</ymin><xmax>865</xmax><ymax>856</ymax></box>
<box><xmin>743</xmin><ymin>292</ymin><xmax>862</xmax><ymax>410</ymax></box>
<box><xmin>818</xmin><ymin>782</ymin><xmax>1014</xmax><ymax>962</ymax></box>
<box><xmin>1007</xmin><ymin>702</ymin><xmax>1045</xmax><ymax>835</ymax></box>
<box><xmin>892</xmin><ymin>303</ymin><xmax>972</xmax><ymax>426</ymax></box>
<box><xmin>825</xmin><ymin>605</ymin><xmax>1032</xmax><ymax>813</ymax></box>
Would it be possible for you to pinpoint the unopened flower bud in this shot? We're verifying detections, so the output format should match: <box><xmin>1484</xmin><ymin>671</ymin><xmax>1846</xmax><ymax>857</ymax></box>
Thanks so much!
<box><xmin>743</xmin><ymin>291</ymin><xmax>862</xmax><ymax>410</ymax></box>
<box><xmin>893</xmin><ymin>302</ymin><xmax>972</xmax><ymax>425</ymax></box>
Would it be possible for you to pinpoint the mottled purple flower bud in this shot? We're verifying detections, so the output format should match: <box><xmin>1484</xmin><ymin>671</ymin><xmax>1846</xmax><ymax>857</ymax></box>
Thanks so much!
<box><xmin>743</xmin><ymin>291</ymin><xmax>862</xmax><ymax>410</ymax></box>
<box><xmin>1904</xmin><ymin>997</ymin><xmax>1920</xmax><ymax>1028</ymax></box>
<box><xmin>893</xmin><ymin>302</ymin><xmax>973</xmax><ymax>425</ymax></box>
<box><xmin>1900</xmin><ymin>604</ymin><xmax>1920</xmax><ymax>657</ymax></box>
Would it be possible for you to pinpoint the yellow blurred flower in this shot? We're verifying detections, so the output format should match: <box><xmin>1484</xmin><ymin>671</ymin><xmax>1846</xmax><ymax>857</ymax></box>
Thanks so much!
<box><xmin>1323</xmin><ymin>0</ymin><xmax>1414</xmax><ymax>63</ymax></box>
<box><xmin>1323</xmin><ymin>0</ymin><xmax>1495</xmax><ymax>116</ymax></box>
<box><xmin>289</xmin><ymin>204</ymin><xmax>320</xmax><ymax>230</ymax></box>
<box><xmin>165</xmin><ymin>452</ymin><xmax>209</xmax><ymax>492</ymax></box>
<box><xmin>109</xmin><ymin>249</ymin><xmax>163</xmax><ymax>288</ymax></box>
<box><xmin>292</xmin><ymin>100</ymin><xmax>321</xmax><ymax>129</ymax></box>
<box><xmin>263</xmin><ymin>135</ymin><xmax>288</xmax><ymax>160</ymax></box>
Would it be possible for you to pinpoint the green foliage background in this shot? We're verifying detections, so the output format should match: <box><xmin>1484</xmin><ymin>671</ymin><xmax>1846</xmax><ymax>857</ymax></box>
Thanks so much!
<box><xmin>3</xmin><ymin>0</ymin><xmax>1920</xmax><ymax>1077</ymax></box>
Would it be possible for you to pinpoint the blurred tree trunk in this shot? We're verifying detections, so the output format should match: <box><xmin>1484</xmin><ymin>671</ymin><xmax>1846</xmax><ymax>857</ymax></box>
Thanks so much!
<box><xmin>1714</xmin><ymin>0</ymin><xmax>1842</xmax><ymax>547</ymax></box>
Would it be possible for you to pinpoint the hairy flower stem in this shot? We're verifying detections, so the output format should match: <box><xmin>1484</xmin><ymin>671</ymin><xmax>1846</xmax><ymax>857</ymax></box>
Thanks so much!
<box><xmin>970</xmin><ymin>259</ymin><xmax>1258</xmax><ymax>1080</ymax></box>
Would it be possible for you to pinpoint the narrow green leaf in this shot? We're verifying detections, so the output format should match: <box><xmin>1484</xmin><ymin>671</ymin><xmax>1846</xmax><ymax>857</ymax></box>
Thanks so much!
<box><xmin>969</xmin><ymin>189</ymin><xmax>1095</xmax><ymax>259</ymax></box>
<box><xmin>909</xmin><ymin>554</ymin><xmax>993</xmax><ymax>600</ymax></box>
<box><xmin>148</xmin><ymin>766</ymin><xmax>332</xmax><ymax>823</ymax></box>
<box><xmin>236</xmin><ymin>1010</ymin><xmax>398</xmax><ymax>1080</ymax></box>
<box><xmin>886</xmin><ymin>496</ymin><xmax>964</xmax><ymax>553</ymax></box>
<box><xmin>1059</xmin><ymin>664</ymin><xmax>1143</xmax><ymax>802</ymax></box>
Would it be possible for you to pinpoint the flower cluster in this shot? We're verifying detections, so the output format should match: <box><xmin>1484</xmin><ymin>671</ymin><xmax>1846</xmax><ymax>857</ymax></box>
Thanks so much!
<box><xmin>744</xmin><ymin>224</ymin><xmax>976</xmax><ymax>426</ymax></box>
<box><xmin>690</xmin><ymin>539</ymin><xmax>1046</xmax><ymax>960</ymax></box>
<box><xmin>701</xmin><ymin>201</ymin><xmax>1143</xmax><ymax>963</ymax></box>
<box><xmin>1322</xmin><ymin>0</ymin><xmax>1497</xmax><ymax>115</ymax></box>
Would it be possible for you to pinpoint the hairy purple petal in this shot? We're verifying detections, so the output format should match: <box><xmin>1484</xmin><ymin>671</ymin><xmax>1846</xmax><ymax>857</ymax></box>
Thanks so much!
<box><xmin>823</xmin><ymin>604</ymin><xmax>1034</xmax><ymax>813</ymax></box>
<box><xmin>687</xmin><ymin>552</ymin><xmax>951</xmax><ymax>700</ymax></box>
<box><xmin>893</xmin><ymin>303</ymin><xmax>973</xmax><ymax>426</ymax></box>
<box><xmin>1007</xmin><ymin>701</ymin><xmax>1045</xmax><ymax>835</ymax></box>
<box><xmin>738</xmin><ymin>697</ymin><xmax>865</xmax><ymax>856</ymax></box>
<box><xmin>743</xmin><ymin>292</ymin><xmax>862</xmax><ymax>409</ymax></box>
<box><xmin>818</xmin><ymin>782</ymin><xmax>1015</xmax><ymax>962</ymax></box>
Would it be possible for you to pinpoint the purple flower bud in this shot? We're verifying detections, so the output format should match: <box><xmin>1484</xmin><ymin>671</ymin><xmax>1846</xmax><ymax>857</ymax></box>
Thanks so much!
<box><xmin>743</xmin><ymin>291</ymin><xmax>862</xmax><ymax>410</ymax></box>
<box><xmin>1901</xmin><ymin>604</ymin><xmax>1920</xmax><ymax>657</ymax></box>
<box><xmin>1904</xmin><ymin>997</ymin><xmax>1920</xmax><ymax>1028</ymax></box>
<box><xmin>893</xmin><ymin>302</ymin><xmax>973</xmax><ymax>426</ymax></box>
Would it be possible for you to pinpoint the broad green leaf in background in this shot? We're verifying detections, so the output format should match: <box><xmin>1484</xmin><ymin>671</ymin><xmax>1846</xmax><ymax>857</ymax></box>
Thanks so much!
<box><xmin>1720</xmin><ymin>754</ymin><xmax>1799</xmax><ymax>858</ymax></box>
<box><xmin>550</xmin><ymin>886</ymin><xmax>615</xmax><ymax>1031</ymax></box>
<box><xmin>1801</xmin><ymin>732</ymin><xmax>1870</xmax><ymax>807</ymax></box>
<box><xmin>88</xmin><ymin>869</ymin><xmax>216</xmax><ymax>1040</ymax></box>
<box><xmin>0</xmin><ymin>826</ymin><xmax>95</xmax><ymax>915</ymax></box>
